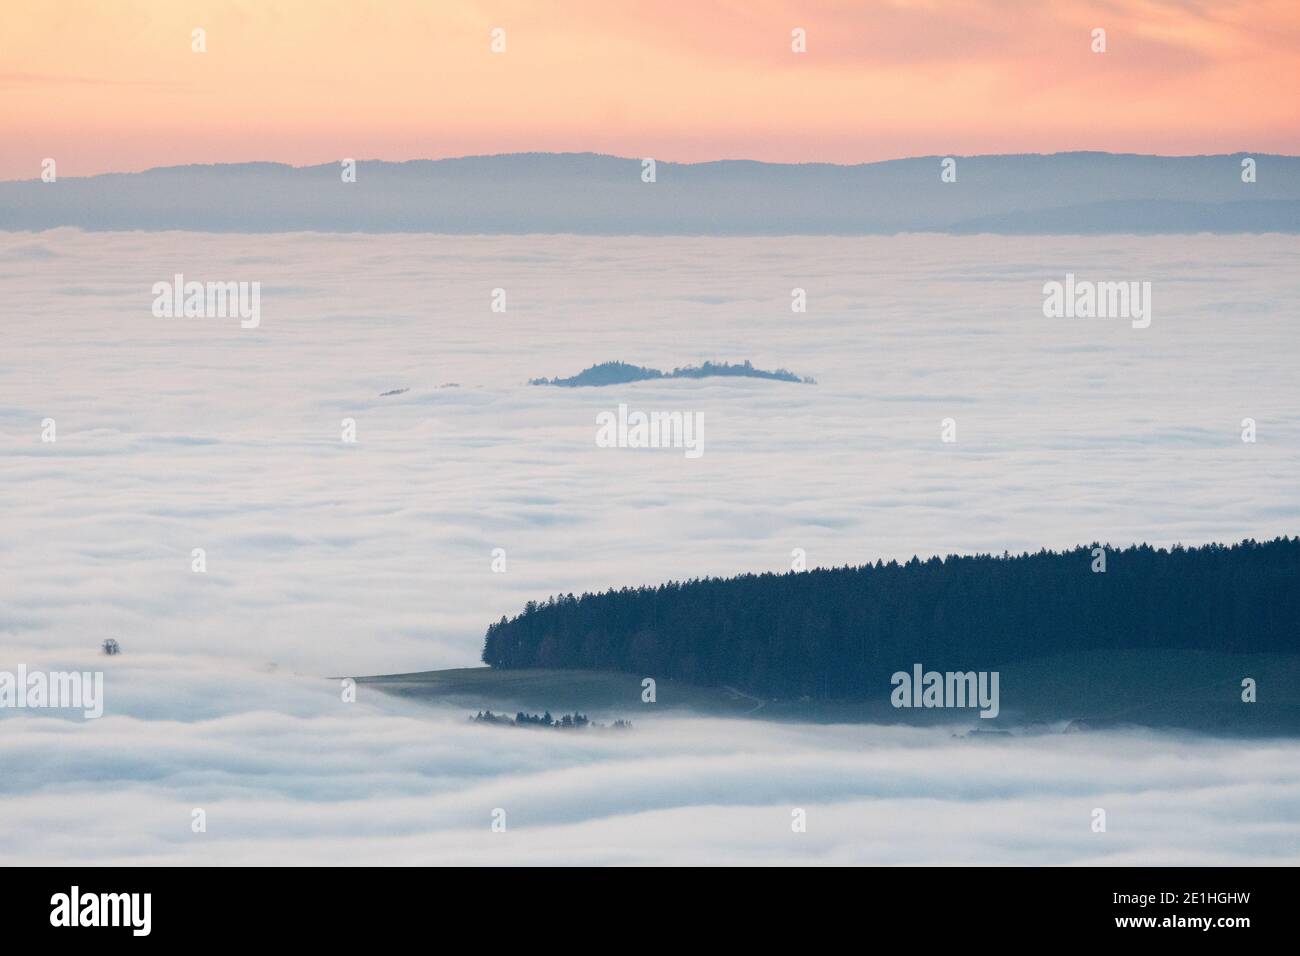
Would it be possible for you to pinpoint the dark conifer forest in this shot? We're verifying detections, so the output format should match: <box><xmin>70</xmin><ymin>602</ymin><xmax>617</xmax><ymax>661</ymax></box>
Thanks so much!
<box><xmin>481</xmin><ymin>537</ymin><xmax>1300</xmax><ymax>699</ymax></box>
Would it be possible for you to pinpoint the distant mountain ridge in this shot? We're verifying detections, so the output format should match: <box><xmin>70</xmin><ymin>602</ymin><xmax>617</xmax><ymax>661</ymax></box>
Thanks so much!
<box><xmin>3</xmin><ymin>151</ymin><xmax>1298</xmax><ymax>234</ymax></box>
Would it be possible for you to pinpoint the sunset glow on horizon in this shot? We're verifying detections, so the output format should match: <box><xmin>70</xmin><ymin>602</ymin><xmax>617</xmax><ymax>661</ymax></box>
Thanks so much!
<box><xmin>4</xmin><ymin>0</ymin><xmax>1300</xmax><ymax>180</ymax></box>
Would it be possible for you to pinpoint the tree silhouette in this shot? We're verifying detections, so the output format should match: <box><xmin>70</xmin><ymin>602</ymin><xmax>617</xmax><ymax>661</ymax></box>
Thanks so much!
<box><xmin>482</xmin><ymin>537</ymin><xmax>1300</xmax><ymax>699</ymax></box>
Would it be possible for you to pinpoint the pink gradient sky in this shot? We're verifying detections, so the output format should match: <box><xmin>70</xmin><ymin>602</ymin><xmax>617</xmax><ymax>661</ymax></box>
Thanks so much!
<box><xmin>4</xmin><ymin>0</ymin><xmax>1299</xmax><ymax>180</ymax></box>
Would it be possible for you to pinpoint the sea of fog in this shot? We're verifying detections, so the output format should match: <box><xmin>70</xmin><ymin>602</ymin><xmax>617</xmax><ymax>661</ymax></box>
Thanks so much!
<box><xmin>2</xmin><ymin>230</ymin><xmax>1298</xmax><ymax>864</ymax></box>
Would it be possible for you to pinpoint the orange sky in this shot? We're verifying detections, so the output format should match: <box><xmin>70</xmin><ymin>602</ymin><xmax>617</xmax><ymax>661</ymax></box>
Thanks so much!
<box><xmin>4</xmin><ymin>0</ymin><xmax>1299</xmax><ymax>179</ymax></box>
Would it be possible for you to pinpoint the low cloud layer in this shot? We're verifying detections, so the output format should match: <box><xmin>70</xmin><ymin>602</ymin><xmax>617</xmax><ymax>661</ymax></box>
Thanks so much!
<box><xmin>2</xmin><ymin>655</ymin><xmax>1297</xmax><ymax>865</ymax></box>
<box><xmin>3</xmin><ymin>231</ymin><xmax>1298</xmax><ymax>863</ymax></box>
<box><xmin>4</xmin><ymin>231</ymin><xmax>1297</xmax><ymax>676</ymax></box>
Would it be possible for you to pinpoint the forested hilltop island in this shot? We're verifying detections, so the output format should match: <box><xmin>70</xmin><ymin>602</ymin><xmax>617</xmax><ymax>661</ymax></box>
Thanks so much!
<box><xmin>481</xmin><ymin>537</ymin><xmax>1300</xmax><ymax>701</ymax></box>
<box><xmin>530</xmin><ymin>360</ymin><xmax>814</xmax><ymax>387</ymax></box>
